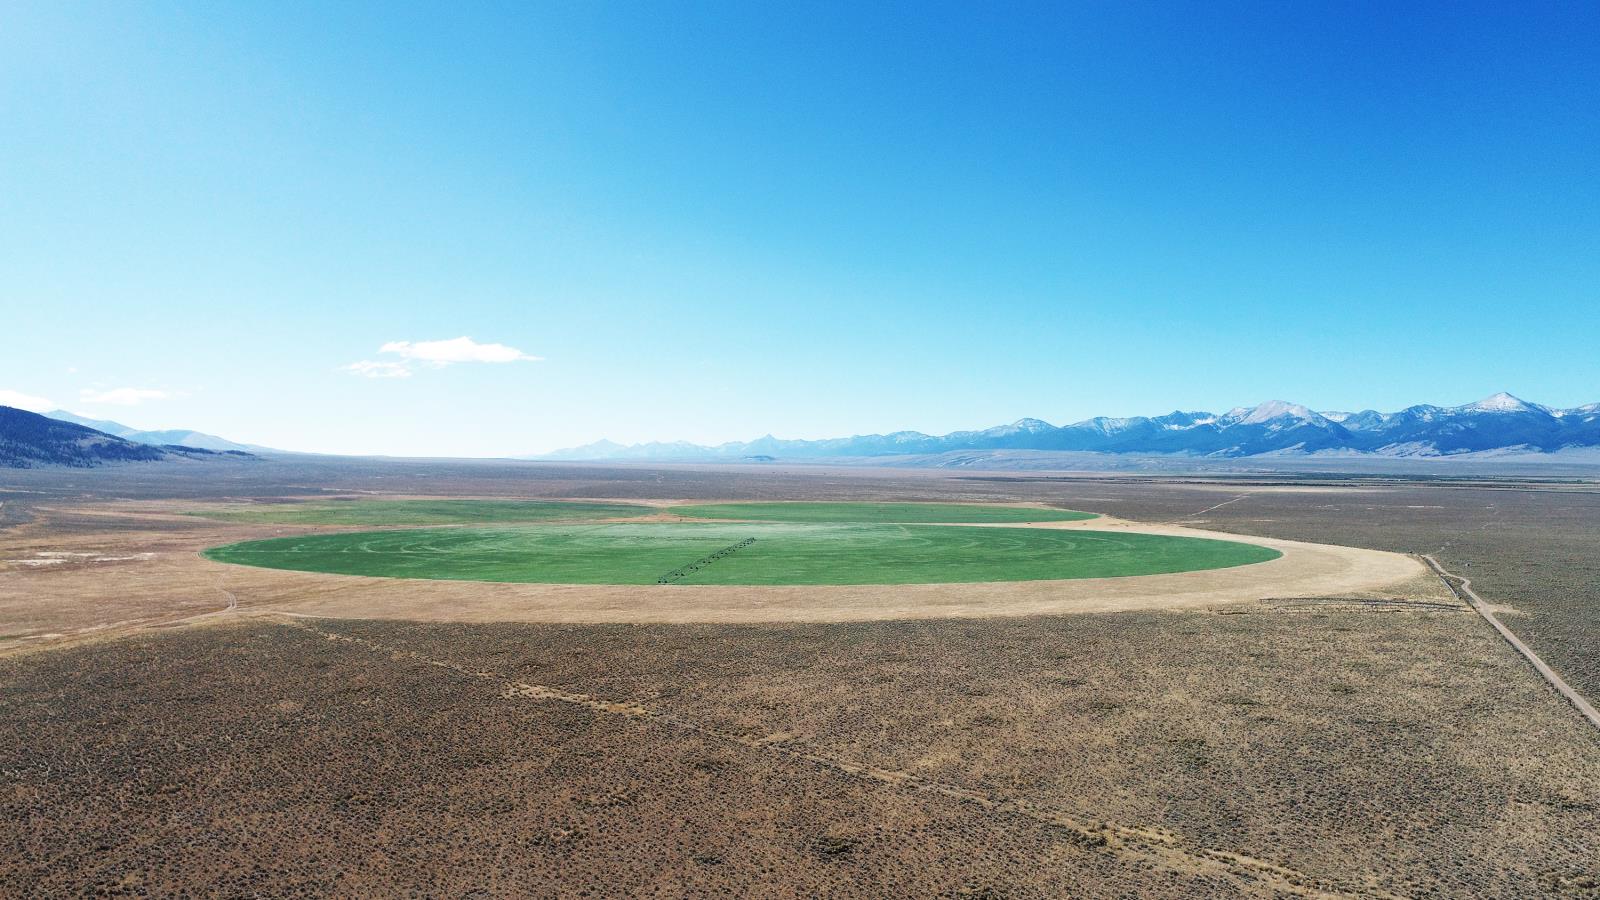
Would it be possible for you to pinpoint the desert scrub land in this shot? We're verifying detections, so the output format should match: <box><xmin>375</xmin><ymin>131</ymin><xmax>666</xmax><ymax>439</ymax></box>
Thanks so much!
<box><xmin>1090</xmin><ymin>482</ymin><xmax>1600</xmax><ymax>709</ymax></box>
<box><xmin>4</xmin><ymin>604</ymin><xmax>1598</xmax><ymax>897</ymax></box>
<box><xmin>3</xmin><ymin>462</ymin><xmax>1600</xmax><ymax>896</ymax></box>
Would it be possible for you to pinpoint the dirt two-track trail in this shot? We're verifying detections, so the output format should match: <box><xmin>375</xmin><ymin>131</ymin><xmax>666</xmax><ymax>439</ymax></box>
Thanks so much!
<box><xmin>271</xmin><ymin>613</ymin><xmax>1391</xmax><ymax>899</ymax></box>
<box><xmin>1423</xmin><ymin>554</ymin><xmax>1600</xmax><ymax>733</ymax></box>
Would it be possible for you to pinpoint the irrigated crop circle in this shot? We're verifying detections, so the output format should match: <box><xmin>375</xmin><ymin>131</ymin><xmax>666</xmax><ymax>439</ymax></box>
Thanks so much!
<box><xmin>204</xmin><ymin>521</ymin><xmax>1280</xmax><ymax>585</ymax></box>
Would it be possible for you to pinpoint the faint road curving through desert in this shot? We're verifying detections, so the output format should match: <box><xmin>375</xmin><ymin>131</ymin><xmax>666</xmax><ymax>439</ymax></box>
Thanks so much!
<box><xmin>1423</xmin><ymin>554</ymin><xmax>1600</xmax><ymax>733</ymax></box>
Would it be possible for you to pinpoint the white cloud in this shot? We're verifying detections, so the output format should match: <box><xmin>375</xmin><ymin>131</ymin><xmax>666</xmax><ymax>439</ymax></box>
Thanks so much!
<box><xmin>79</xmin><ymin>387</ymin><xmax>169</xmax><ymax>406</ymax></box>
<box><xmin>346</xmin><ymin>336</ymin><xmax>540</xmax><ymax>378</ymax></box>
<box><xmin>378</xmin><ymin>336</ymin><xmax>539</xmax><ymax>365</ymax></box>
<box><xmin>344</xmin><ymin>360</ymin><xmax>413</xmax><ymax>379</ymax></box>
<box><xmin>0</xmin><ymin>389</ymin><xmax>54</xmax><ymax>412</ymax></box>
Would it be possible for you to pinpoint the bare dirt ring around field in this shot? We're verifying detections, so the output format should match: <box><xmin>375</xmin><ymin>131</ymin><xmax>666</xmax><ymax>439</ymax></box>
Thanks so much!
<box><xmin>0</xmin><ymin>501</ymin><xmax>1444</xmax><ymax>654</ymax></box>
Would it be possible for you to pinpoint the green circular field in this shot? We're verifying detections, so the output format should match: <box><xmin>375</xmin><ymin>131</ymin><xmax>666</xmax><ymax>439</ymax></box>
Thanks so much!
<box><xmin>671</xmin><ymin>502</ymin><xmax>1094</xmax><ymax>524</ymax></box>
<box><xmin>203</xmin><ymin>522</ymin><xmax>1279</xmax><ymax>585</ymax></box>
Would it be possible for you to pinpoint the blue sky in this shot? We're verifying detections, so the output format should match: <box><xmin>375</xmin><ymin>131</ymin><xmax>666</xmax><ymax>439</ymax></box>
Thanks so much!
<box><xmin>3</xmin><ymin>1</ymin><xmax>1597</xmax><ymax>456</ymax></box>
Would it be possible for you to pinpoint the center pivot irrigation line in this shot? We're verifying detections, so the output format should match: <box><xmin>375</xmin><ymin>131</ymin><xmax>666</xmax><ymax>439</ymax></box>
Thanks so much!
<box><xmin>657</xmin><ymin>537</ymin><xmax>756</xmax><ymax>584</ymax></box>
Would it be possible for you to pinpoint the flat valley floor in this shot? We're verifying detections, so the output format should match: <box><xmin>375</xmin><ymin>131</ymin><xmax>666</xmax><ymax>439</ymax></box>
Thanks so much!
<box><xmin>3</xmin><ymin>459</ymin><xmax>1599</xmax><ymax>897</ymax></box>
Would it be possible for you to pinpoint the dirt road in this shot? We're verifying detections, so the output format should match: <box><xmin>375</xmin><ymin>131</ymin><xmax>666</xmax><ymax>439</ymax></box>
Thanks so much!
<box><xmin>1423</xmin><ymin>554</ymin><xmax>1600</xmax><ymax>733</ymax></box>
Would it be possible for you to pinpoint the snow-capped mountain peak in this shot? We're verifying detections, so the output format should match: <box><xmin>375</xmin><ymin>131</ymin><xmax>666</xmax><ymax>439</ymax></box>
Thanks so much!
<box><xmin>1003</xmin><ymin>418</ymin><xmax>1056</xmax><ymax>433</ymax></box>
<box><xmin>1460</xmin><ymin>392</ymin><xmax>1539</xmax><ymax>413</ymax></box>
<box><xmin>1231</xmin><ymin>400</ymin><xmax>1328</xmax><ymax>426</ymax></box>
<box><xmin>533</xmin><ymin>394</ymin><xmax>1600</xmax><ymax>461</ymax></box>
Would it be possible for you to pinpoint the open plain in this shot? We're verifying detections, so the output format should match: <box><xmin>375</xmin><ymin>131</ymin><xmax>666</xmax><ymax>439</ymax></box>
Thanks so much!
<box><xmin>12</xmin><ymin>3</ymin><xmax>1599</xmax><ymax>896</ymax></box>
<box><xmin>3</xmin><ymin>458</ymin><xmax>1600</xmax><ymax>897</ymax></box>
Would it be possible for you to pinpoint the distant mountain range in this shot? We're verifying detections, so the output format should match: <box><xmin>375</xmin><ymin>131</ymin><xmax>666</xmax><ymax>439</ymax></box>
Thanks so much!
<box><xmin>44</xmin><ymin>410</ymin><xmax>255</xmax><ymax>452</ymax></box>
<box><xmin>538</xmin><ymin>394</ymin><xmax>1600</xmax><ymax>462</ymax></box>
<box><xmin>0</xmin><ymin>406</ymin><xmax>255</xmax><ymax>468</ymax></box>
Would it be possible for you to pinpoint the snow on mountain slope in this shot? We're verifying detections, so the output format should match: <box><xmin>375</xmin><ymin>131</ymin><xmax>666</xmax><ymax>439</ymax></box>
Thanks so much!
<box><xmin>1228</xmin><ymin>400</ymin><xmax>1337</xmax><ymax>428</ymax></box>
<box><xmin>1459</xmin><ymin>391</ymin><xmax>1543</xmax><ymax>413</ymax></box>
<box><xmin>535</xmin><ymin>393</ymin><xmax>1600</xmax><ymax>460</ymax></box>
